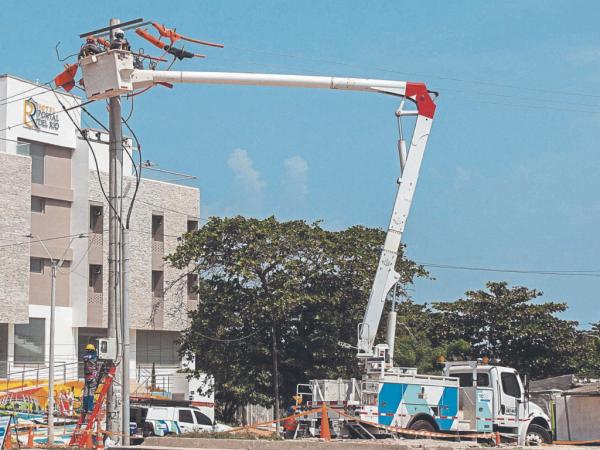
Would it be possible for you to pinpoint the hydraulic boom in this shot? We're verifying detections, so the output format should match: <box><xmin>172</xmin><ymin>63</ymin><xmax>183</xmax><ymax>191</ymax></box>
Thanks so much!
<box><xmin>78</xmin><ymin>49</ymin><xmax>437</xmax><ymax>365</ymax></box>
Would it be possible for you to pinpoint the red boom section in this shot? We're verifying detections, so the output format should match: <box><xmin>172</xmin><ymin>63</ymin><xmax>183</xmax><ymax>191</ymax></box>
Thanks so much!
<box><xmin>405</xmin><ymin>82</ymin><xmax>436</xmax><ymax>119</ymax></box>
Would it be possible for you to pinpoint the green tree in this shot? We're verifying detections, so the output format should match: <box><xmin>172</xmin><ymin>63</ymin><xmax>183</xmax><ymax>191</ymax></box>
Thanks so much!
<box><xmin>573</xmin><ymin>321</ymin><xmax>600</xmax><ymax>377</ymax></box>
<box><xmin>167</xmin><ymin>216</ymin><xmax>427</xmax><ymax>423</ymax></box>
<box><xmin>393</xmin><ymin>300</ymin><xmax>470</xmax><ymax>374</ymax></box>
<box><xmin>431</xmin><ymin>282</ymin><xmax>585</xmax><ymax>379</ymax></box>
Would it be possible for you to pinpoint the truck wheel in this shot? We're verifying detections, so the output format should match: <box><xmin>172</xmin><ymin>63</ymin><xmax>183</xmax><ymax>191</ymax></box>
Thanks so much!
<box><xmin>410</xmin><ymin>420</ymin><xmax>436</xmax><ymax>432</ymax></box>
<box><xmin>525</xmin><ymin>424</ymin><xmax>552</xmax><ymax>446</ymax></box>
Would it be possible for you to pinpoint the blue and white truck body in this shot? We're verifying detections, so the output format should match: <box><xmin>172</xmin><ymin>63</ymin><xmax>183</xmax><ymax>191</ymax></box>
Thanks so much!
<box><xmin>303</xmin><ymin>359</ymin><xmax>551</xmax><ymax>444</ymax></box>
<box><xmin>358</xmin><ymin>371</ymin><xmax>463</xmax><ymax>431</ymax></box>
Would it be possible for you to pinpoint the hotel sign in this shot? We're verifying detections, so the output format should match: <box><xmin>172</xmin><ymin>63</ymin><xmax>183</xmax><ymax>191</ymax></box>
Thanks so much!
<box><xmin>23</xmin><ymin>97</ymin><xmax>60</xmax><ymax>131</ymax></box>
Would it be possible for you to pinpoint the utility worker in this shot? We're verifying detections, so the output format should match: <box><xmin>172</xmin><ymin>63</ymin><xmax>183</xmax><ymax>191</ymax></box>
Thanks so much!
<box><xmin>282</xmin><ymin>405</ymin><xmax>298</xmax><ymax>439</ymax></box>
<box><xmin>82</xmin><ymin>344</ymin><xmax>98</xmax><ymax>413</ymax></box>
<box><xmin>78</xmin><ymin>37</ymin><xmax>102</xmax><ymax>59</ymax></box>
<box><xmin>110</xmin><ymin>29</ymin><xmax>131</xmax><ymax>51</ymax></box>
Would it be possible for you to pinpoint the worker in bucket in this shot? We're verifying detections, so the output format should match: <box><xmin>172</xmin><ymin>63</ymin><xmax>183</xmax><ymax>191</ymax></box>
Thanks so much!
<box><xmin>78</xmin><ymin>37</ymin><xmax>102</xmax><ymax>59</ymax></box>
<box><xmin>82</xmin><ymin>343</ymin><xmax>99</xmax><ymax>413</ymax></box>
<box><xmin>110</xmin><ymin>29</ymin><xmax>131</xmax><ymax>51</ymax></box>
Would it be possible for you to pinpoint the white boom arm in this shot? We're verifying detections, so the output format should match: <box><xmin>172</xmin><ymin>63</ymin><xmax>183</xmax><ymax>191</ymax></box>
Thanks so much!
<box><xmin>80</xmin><ymin>50</ymin><xmax>437</xmax><ymax>360</ymax></box>
<box><xmin>357</xmin><ymin>112</ymin><xmax>434</xmax><ymax>357</ymax></box>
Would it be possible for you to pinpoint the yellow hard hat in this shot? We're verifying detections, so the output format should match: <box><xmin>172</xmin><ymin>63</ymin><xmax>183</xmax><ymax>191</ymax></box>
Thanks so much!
<box><xmin>86</xmin><ymin>344</ymin><xmax>95</xmax><ymax>351</ymax></box>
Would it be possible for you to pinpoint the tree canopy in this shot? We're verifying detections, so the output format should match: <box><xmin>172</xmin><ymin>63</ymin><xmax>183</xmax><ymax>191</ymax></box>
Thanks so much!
<box><xmin>168</xmin><ymin>216</ymin><xmax>599</xmax><ymax>423</ymax></box>
<box><xmin>167</xmin><ymin>216</ymin><xmax>427</xmax><ymax>422</ymax></box>
<box><xmin>393</xmin><ymin>282</ymin><xmax>598</xmax><ymax>380</ymax></box>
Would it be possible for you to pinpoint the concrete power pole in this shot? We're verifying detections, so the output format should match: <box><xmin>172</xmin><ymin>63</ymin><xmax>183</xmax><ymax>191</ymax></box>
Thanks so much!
<box><xmin>107</xmin><ymin>17</ymin><xmax>124</xmax><ymax>439</ymax></box>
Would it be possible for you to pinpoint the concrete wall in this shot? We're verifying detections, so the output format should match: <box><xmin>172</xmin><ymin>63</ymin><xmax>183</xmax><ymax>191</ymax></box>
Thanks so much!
<box><xmin>88</xmin><ymin>171</ymin><xmax>200</xmax><ymax>331</ymax></box>
<box><xmin>1</xmin><ymin>75</ymin><xmax>80</xmax><ymax>150</ymax></box>
<box><xmin>556</xmin><ymin>395</ymin><xmax>600</xmax><ymax>440</ymax></box>
<box><xmin>71</xmin><ymin>133</ymin><xmax>92</xmax><ymax>327</ymax></box>
<box><xmin>0</xmin><ymin>152</ymin><xmax>31</xmax><ymax>324</ymax></box>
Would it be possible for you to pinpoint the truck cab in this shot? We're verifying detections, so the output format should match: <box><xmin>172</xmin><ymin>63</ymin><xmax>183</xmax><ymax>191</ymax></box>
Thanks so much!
<box><xmin>445</xmin><ymin>362</ymin><xmax>552</xmax><ymax>445</ymax></box>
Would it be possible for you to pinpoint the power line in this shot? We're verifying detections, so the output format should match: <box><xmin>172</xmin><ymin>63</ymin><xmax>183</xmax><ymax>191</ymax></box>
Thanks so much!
<box><xmin>419</xmin><ymin>262</ymin><xmax>600</xmax><ymax>277</ymax></box>
<box><xmin>228</xmin><ymin>44</ymin><xmax>600</xmax><ymax>100</ymax></box>
<box><xmin>54</xmin><ymin>90</ymin><xmax>122</xmax><ymax>226</ymax></box>
<box><xmin>0</xmin><ymin>97</ymin><xmax>94</xmax><ymax>134</ymax></box>
<box><xmin>136</xmin><ymin>199</ymin><xmax>202</xmax><ymax>221</ymax></box>
<box><xmin>0</xmin><ymin>231</ymin><xmax>95</xmax><ymax>250</ymax></box>
<box><xmin>0</xmin><ymin>80</ymin><xmax>53</xmax><ymax>106</ymax></box>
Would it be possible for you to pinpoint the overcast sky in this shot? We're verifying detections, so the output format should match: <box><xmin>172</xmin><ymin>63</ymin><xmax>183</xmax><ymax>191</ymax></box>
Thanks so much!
<box><xmin>1</xmin><ymin>0</ymin><xmax>598</xmax><ymax>325</ymax></box>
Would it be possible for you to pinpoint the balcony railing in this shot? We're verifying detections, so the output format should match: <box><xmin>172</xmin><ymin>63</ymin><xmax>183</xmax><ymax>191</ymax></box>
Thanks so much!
<box><xmin>89</xmin><ymin>233</ymin><xmax>103</xmax><ymax>247</ymax></box>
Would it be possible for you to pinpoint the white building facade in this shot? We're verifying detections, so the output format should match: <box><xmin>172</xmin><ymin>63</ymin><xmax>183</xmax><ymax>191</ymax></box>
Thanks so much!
<box><xmin>0</xmin><ymin>75</ymin><xmax>201</xmax><ymax>400</ymax></box>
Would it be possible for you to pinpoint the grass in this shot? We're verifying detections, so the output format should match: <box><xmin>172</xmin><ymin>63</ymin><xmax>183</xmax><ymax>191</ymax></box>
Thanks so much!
<box><xmin>178</xmin><ymin>430</ymin><xmax>281</xmax><ymax>440</ymax></box>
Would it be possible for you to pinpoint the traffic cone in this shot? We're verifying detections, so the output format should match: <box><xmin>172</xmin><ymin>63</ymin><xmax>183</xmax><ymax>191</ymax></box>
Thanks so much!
<box><xmin>27</xmin><ymin>426</ymin><xmax>34</xmax><ymax>447</ymax></box>
<box><xmin>495</xmin><ymin>431</ymin><xmax>501</xmax><ymax>446</ymax></box>
<box><xmin>84</xmin><ymin>431</ymin><xmax>94</xmax><ymax>449</ymax></box>
<box><xmin>320</xmin><ymin>403</ymin><xmax>331</xmax><ymax>441</ymax></box>
<box><xmin>94</xmin><ymin>431</ymin><xmax>104</xmax><ymax>450</ymax></box>
<box><xmin>5</xmin><ymin>427</ymin><xmax>12</xmax><ymax>450</ymax></box>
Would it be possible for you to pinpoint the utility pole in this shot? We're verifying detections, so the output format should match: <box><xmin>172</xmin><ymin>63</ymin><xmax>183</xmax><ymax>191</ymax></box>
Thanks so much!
<box><xmin>48</xmin><ymin>261</ymin><xmax>57</xmax><ymax>444</ymax></box>
<box><xmin>107</xmin><ymin>17</ymin><xmax>124</xmax><ymax>439</ymax></box>
<box><xmin>121</xmin><ymin>227</ymin><xmax>130</xmax><ymax>445</ymax></box>
<box><xmin>27</xmin><ymin>234</ymin><xmax>85</xmax><ymax>445</ymax></box>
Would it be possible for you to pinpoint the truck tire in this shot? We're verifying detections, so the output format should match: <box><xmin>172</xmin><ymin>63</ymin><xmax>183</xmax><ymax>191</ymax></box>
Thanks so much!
<box><xmin>410</xmin><ymin>420</ymin><xmax>436</xmax><ymax>432</ymax></box>
<box><xmin>525</xmin><ymin>424</ymin><xmax>552</xmax><ymax>445</ymax></box>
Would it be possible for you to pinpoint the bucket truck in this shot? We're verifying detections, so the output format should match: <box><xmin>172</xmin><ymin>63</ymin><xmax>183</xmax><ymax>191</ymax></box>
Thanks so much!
<box><xmin>76</xmin><ymin>48</ymin><xmax>552</xmax><ymax>445</ymax></box>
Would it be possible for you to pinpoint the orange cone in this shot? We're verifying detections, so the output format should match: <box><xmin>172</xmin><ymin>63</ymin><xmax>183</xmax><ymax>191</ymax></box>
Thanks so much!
<box><xmin>94</xmin><ymin>431</ymin><xmax>104</xmax><ymax>450</ymax></box>
<box><xmin>320</xmin><ymin>403</ymin><xmax>331</xmax><ymax>441</ymax></box>
<box><xmin>84</xmin><ymin>431</ymin><xmax>94</xmax><ymax>449</ymax></box>
<box><xmin>495</xmin><ymin>431</ymin><xmax>501</xmax><ymax>446</ymax></box>
<box><xmin>27</xmin><ymin>426</ymin><xmax>34</xmax><ymax>448</ymax></box>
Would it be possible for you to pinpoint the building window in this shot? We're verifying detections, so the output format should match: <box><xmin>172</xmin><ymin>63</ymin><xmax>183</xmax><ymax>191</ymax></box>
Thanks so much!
<box><xmin>187</xmin><ymin>219</ymin><xmax>198</xmax><ymax>233</ymax></box>
<box><xmin>14</xmin><ymin>318</ymin><xmax>45</xmax><ymax>363</ymax></box>
<box><xmin>89</xmin><ymin>205</ymin><xmax>103</xmax><ymax>233</ymax></box>
<box><xmin>89</xmin><ymin>265</ymin><xmax>102</xmax><ymax>292</ymax></box>
<box><xmin>152</xmin><ymin>215</ymin><xmax>164</xmax><ymax>242</ymax></box>
<box><xmin>30</xmin><ymin>142</ymin><xmax>45</xmax><ymax>184</ymax></box>
<box><xmin>0</xmin><ymin>323</ymin><xmax>8</xmax><ymax>371</ymax></box>
<box><xmin>136</xmin><ymin>330</ymin><xmax>180</xmax><ymax>366</ymax></box>
<box><xmin>187</xmin><ymin>273</ymin><xmax>198</xmax><ymax>300</ymax></box>
<box><xmin>152</xmin><ymin>271</ymin><xmax>164</xmax><ymax>297</ymax></box>
<box><xmin>30</xmin><ymin>257</ymin><xmax>44</xmax><ymax>273</ymax></box>
<box><xmin>31</xmin><ymin>196</ymin><xmax>45</xmax><ymax>213</ymax></box>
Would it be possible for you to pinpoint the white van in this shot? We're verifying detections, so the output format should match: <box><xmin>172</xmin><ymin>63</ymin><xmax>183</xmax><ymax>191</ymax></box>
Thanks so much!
<box><xmin>145</xmin><ymin>405</ymin><xmax>231</xmax><ymax>434</ymax></box>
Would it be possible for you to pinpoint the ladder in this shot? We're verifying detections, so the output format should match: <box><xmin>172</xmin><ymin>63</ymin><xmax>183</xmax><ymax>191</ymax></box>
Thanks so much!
<box><xmin>346</xmin><ymin>419</ymin><xmax>376</xmax><ymax>439</ymax></box>
<box><xmin>69</xmin><ymin>364</ymin><xmax>116</xmax><ymax>447</ymax></box>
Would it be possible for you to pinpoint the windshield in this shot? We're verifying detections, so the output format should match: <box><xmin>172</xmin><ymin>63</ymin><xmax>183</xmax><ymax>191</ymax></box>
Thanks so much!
<box><xmin>453</xmin><ymin>372</ymin><xmax>490</xmax><ymax>387</ymax></box>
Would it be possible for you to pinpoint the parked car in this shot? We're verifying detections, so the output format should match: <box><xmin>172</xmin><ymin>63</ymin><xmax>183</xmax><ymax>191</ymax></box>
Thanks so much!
<box><xmin>142</xmin><ymin>405</ymin><xmax>231</xmax><ymax>435</ymax></box>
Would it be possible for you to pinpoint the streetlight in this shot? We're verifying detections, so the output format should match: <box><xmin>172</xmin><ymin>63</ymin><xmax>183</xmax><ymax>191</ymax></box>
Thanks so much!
<box><xmin>26</xmin><ymin>233</ymin><xmax>86</xmax><ymax>444</ymax></box>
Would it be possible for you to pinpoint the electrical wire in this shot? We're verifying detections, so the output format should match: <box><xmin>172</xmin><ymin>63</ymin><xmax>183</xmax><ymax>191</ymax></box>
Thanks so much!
<box><xmin>82</xmin><ymin>108</ymin><xmax>141</xmax><ymax>199</ymax></box>
<box><xmin>418</xmin><ymin>262</ymin><xmax>600</xmax><ymax>277</ymax></box>
<box><xmin>136</xmin><ymin>199</ymin><xmax>202</xmax><ymax>221</ymax></box>
<box><xmin>4</xmin><ymin>229</ymin><xmax>598</xmax><ymax>278</ymax></box>
<box><xmin>0</xmin><ymin>231</ymin><xmax>96</xmax><ymax>250</ymax></box>
<box><xmin>192</xmin><ymin>329</ymin><xmax>260</xmax><ymax>343</ymax></box>
<box><xmin>52</xmin><ymin>90</ymin><xmax>122</xmax><ymax>227</ymax></box>
<box><xmin>121</xmin><ymin>116</ymin><xmax>143</xmax><ymax>228</ymax></box>
<box><xmin>227</xmin><ymin>44</ymin><xmax>600</xmax><ymax>100</ymax></box>
<box><xmin>124</xmin><ymin>93</ymin><xmax>134</xmax><ymax>122</ymax></box>
<box><xmin>0</xmin><ymin>80</ymin><xmax>53</xmax><ymax>106</ymax></box>
<box><xmin>0</xmin><ymin>98</ymin><xmax>95</xmax><ymax>134</ymax></box>
<box><xmin>79</xmin><ymin>105</ymin><xmax>142</xmax><ymax>230</ymax></box>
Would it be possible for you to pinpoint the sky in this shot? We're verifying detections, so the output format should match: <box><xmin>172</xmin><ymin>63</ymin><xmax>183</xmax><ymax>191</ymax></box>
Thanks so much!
<box><xmin>1</xmin><ymin>0</ymin><xmax>598</xmax><ymax>325</ymax></box>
